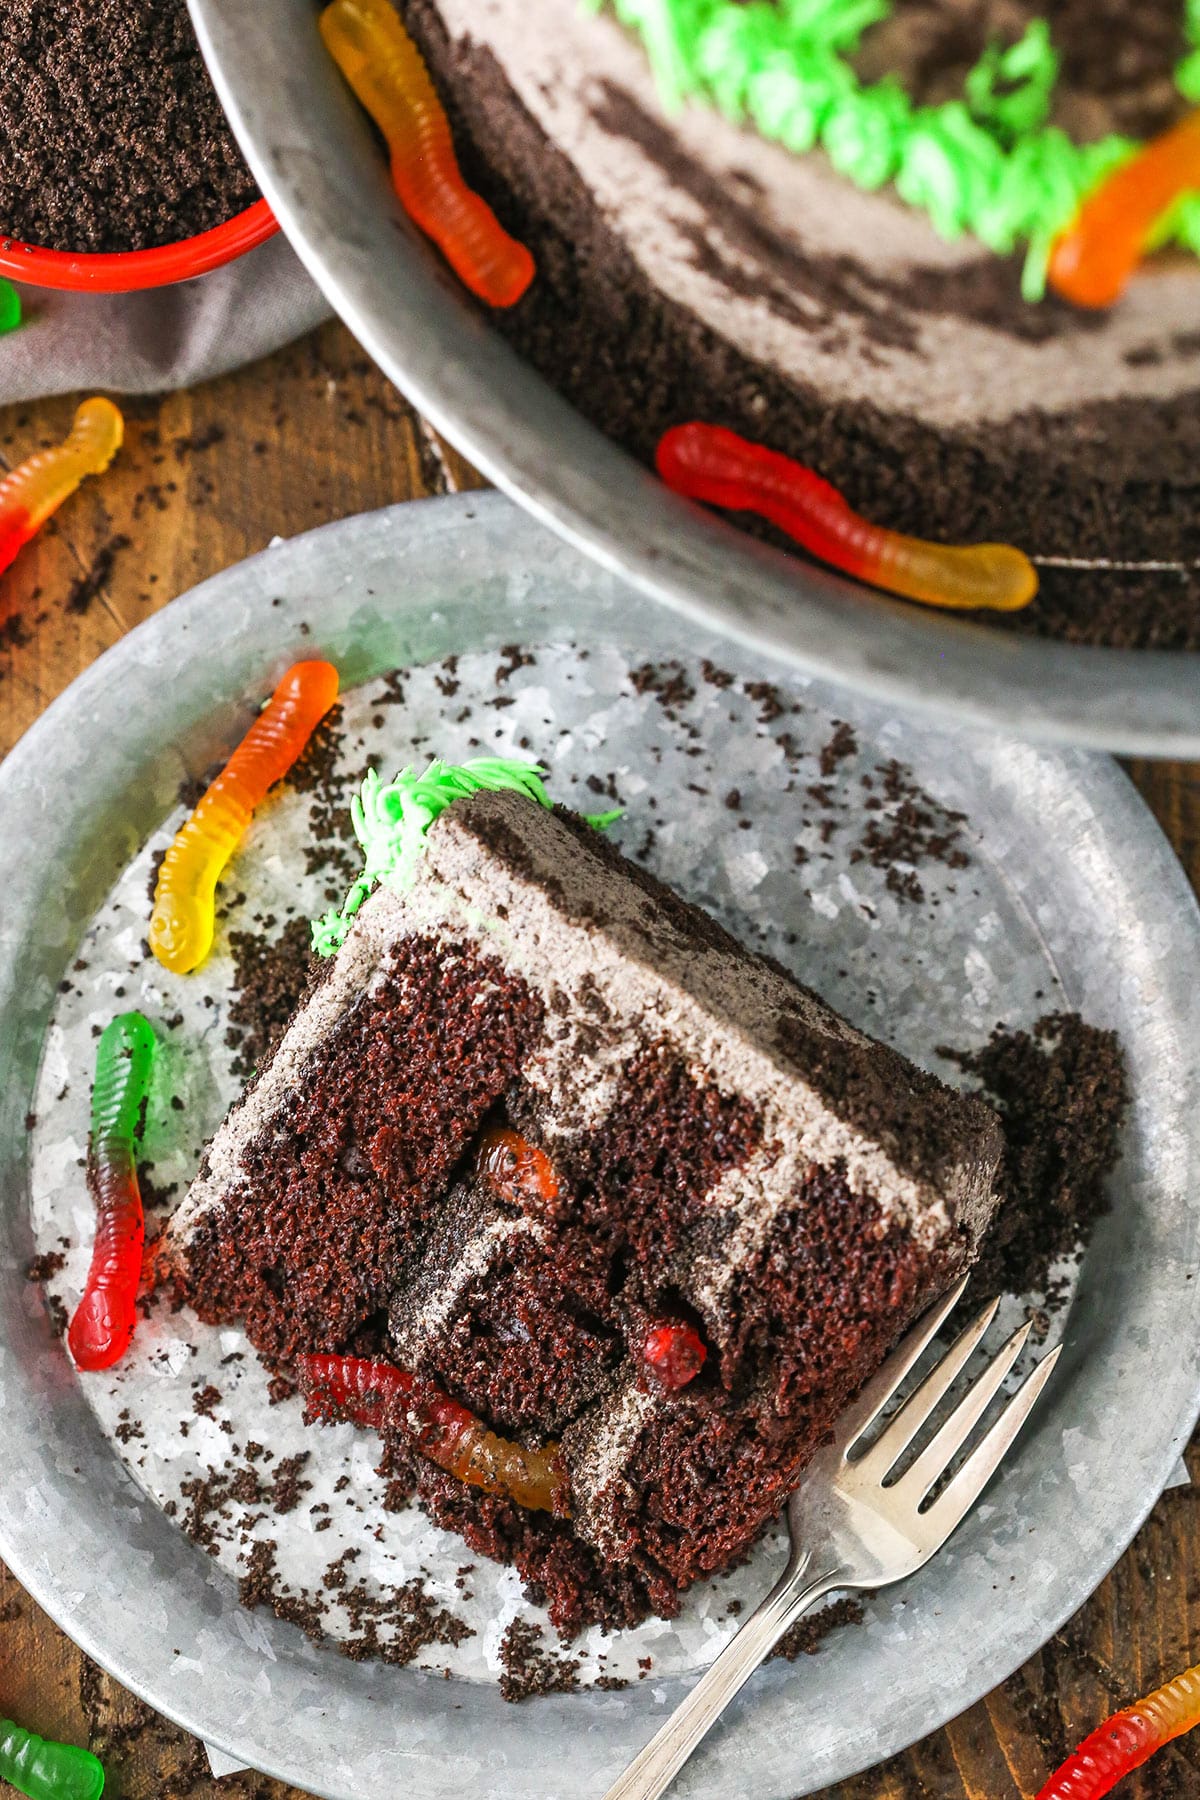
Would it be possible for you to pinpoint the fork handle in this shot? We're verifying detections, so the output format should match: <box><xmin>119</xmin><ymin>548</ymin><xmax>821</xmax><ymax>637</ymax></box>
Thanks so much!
<box><xmin>601</xmin><ymin>1555</ymin><xmax>846</xmax><ymax>1800</ymax></box>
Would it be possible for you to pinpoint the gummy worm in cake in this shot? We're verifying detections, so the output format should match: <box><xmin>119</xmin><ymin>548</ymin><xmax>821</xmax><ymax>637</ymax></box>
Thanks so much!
<box><xmin>0</xmin><ymin>1718</ymin><xmax>106</xmax><ymax>1800</ymax></box>
<box><xmin>475</xmin><ymin>1125</ymin><xmax>560</xmax><ymax>1208</ymax></box>
<box><xmin>1035</xmin><ymin>1659</ymin><xmax>1200</xmax><ymax>1798</ymax></box>
<box><xmin>0</xmin><ymin>398</ymin><xmax>123</xmax><ymax>580</ymax></box>
<box><xmin>150</xmin><ymin>660</ymin><xmax>339</xmax><ymax>975</ymax></box>
<box><xmin>297</xmin><ymin>1353</ymin><xmax>571</xmax><ymax>1516</ymax></box>
<box><xmin>474</xmin><ymin>1132</ymin><xmax>708</xmax><ymax>1389</ymax></box>
<box><xmin>1049</xmin><ymin>110</ymin><xmax>1200</xmax><ymax>309</ymax></box>
<box><xmin>67</xmin><ymin>1012</ymin><xmax>156</xmax><ymax>1375</ymax></box>
<box><xmin>319</xmin><ymin>0</ymin><xmax>534</xmax><ymax>307</ymax></box>
<box><xmin>656</xmin><ymin>423</ymin><xmax>1038</xmax><ymax>613</ymax></box>
<box><xmin>642</xmin><ymin>1321</ymin><xmax>707</xmax><ymax>1391</ymax></box>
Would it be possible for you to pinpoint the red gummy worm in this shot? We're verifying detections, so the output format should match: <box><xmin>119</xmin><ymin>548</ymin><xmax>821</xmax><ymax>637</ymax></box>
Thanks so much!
<box><xmin>68</xmin><ymin>1012</ymin><xmax>156</xmax><ymax>1373</ymax></box>
<box><xmin>1050</xmin><ymin>111</ymin><xmax>1200</xmax><ymax>309</ymax></box>
<box><xmin>475</xmin><ymin>1125</ymin><xmax>560</xmax><ymax>1209</ymax></box>
<box><xmin>150</xmin><ymin>659</ymin><xmax>339</xmax><ymax>974</ymax></box>
<box><xmin>297</xmin><ymin>1354</ymin><xmax>571</xmax><ymax>1515</ymax></box>
<box><xmin>319</xmin><ymin>0</ymin><xmax>535</xmax><ymax>307</ymax></box>
<box><xmin>643</xmin><ymin>1322</ymin><xmax>708</xmax><ymax>1391</ymax></box>
<box><xmin>1036</xmin><ymin>1661</ymin><xmax>1200</xmax><ymax>1798</ymax></box>
<box><xmin>656</xmin><ymin>423</ymin><xmax>1037</xmax><ymax>612</ymax></box>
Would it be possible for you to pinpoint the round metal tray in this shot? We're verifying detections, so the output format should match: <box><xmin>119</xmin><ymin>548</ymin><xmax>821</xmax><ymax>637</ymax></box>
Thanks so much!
<box><xmin>186</xmin><ymin>0</ymin><xmax>1200</xmax><ymax>758</ymax></box>
<box><xmin>1</xmin><ymin>494</ymin><xmax>1199</xmax><ymax>1798</ymax></box>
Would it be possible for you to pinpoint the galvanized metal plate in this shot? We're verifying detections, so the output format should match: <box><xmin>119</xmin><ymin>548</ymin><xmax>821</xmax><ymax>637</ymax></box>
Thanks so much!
<box><xmin>186</xmin><ymin>0</ymin><xmax>1200</xmax><ymax>758</ymax></box>
<box><xmin>1</xmin><ymin>493</ymin><xmax>1198</xmax><ymax>1800</ymax></box>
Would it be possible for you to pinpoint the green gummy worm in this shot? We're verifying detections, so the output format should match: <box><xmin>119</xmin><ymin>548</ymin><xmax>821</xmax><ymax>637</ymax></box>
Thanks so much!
<box><xmin>90</xmin><ymin>1011</ymin><xmax>157</xmax><ymax>1156</ymax></box>
<box><xmin>0</xmin><ymin>1721</ymin><xmax>105</xmax><ymax>1800</ymax></box>
<box><xmin>0</xmin><ymin>279</ymin><xmax>20</xmax><ymax>335</ymax></box>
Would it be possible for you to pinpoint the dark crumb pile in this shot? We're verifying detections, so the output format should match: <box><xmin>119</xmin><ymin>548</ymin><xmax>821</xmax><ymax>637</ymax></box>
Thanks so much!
<box><xmin>772</xmin><ymin>1597</ymin><xmax>865</xmax><ymax>1661</ymax></box>
<box><xmin>337</xmin><ymin>1572</ymin><xmax>474</xmax><ymax>1667</ymax></box>
<box><xmin>497</xmin><ymin>1618</ymin><xmax>582</xmax><ymax>1702</ymax></box>
<box><xmin>284</xmin><ymin>702</ymin><xmax>365</xmax><ymax>899</ymax></box>
<box><xmin>140</xmin><ymin>1166</ymin><xmax>180</xmax><ymax>1214</ymax></box>
<box><xmin>25</xmin><ymin>1249</ymin><xmax>65</xmax><ymax>1282</ymax></box>
<box><xmin>166</xmin><ymin>1431</ymin><xmax>473</xmax><ymax>1666</ymax></box>
<box><xmin>818</xmin><ymin>721</ymin><xmax>858</xmax><ymax>778</ymax></box>
<box><xmin>224</xmin><ymin>919</ymin><xmax>317</xmax><ymax>1080</ymax></box>
<box><xmin>64</xmin><ymin>536</ymin><xmax>132</xmax><ymax>617</ymax></box>
<box><xmin>858</xmin><ymin>0</ymin><xmax>1186</xmax><ymax>141</ymax></box>
<box><xmin>239</xmin><ymin>1539</ymin><xmax>474</xmax><ymax>1668</ymax></box>
<box><xmin>851</xmin><ymin>758</ymin><xmax>969</xmax><ymax>904</ymax></box>
<box><xmin>0</xmin><ymin>0</ymin><xmax>259</xmax><ymax>253</ymax></box>
<box><xmin>940</xmin><ymin>1012</ymin><xmax>1130</xmax><ymax>1301</ymax></box>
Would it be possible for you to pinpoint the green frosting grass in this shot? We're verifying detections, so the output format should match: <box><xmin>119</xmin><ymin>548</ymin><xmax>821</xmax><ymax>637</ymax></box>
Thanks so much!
<box><xmin>311</xmin><ymin>757</ymin><xmax>621</xmax><ymax>955</ymax></box>
<box><xmin>584</xmin><ymin>0</ymin><xmax>1200</xmax><ymax>297</ymax></box>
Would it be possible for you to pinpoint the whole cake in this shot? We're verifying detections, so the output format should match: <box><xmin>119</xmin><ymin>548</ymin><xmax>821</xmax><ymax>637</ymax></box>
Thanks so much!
<box><xmin>389</xmin><ymin>0</ymin><xmax>1200</xmax><ymax>650</ymax></box>
<box><xmin>167</xmin><ymin>763</ymin><xmax>1003</xmax><ymax>1630</ymax></box>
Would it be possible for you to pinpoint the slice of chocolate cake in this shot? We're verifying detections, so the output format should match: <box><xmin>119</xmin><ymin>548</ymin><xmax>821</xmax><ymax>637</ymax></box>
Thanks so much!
<box><xmin>168</xmin><ymin>762</ymin><xmax>1003</xmax><ymax>1630</ymax></box>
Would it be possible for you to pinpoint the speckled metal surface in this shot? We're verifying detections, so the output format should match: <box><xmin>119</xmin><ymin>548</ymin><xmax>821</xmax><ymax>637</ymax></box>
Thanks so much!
<box><xmin>0</xmin><ymin>493</ymin><xmax>1198</xmax><ymax>1799</ymax></box>
<box><xmin>183</xmin><ymin>0</ymin><xmax>1200</xmax><ymax>758</ymax></box>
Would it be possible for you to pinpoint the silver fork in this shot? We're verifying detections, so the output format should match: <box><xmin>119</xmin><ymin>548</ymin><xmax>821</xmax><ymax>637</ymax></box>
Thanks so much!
<box><xmin>603</xmin><ymin>1277</ymin><xmax>1062</xmax><ymax>1800</ymax></box>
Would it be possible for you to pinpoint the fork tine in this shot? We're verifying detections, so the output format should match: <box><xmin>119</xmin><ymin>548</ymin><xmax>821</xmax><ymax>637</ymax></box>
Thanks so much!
<box><xmin>856</xmin><ymin>1295</ymin><xmax>1000</xmax><ymax>1479</ymax></box>
<box><xmin>924</xmin><ymin>1344</ymin><xmax>1063</xmax><ymax>1534</ymax></box>
<box><xmin>896</xmin><ymin>1318</ymin><xmax>1033</xmax><ymax>1505</ymax></box>
<box><xmin>840</xmin><ymin>1275</ymin><xmax>970</xmax><ymax>1455</ymax></box>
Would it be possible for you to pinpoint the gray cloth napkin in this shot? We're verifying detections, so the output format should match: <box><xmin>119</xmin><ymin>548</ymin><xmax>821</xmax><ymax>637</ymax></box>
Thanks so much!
<box><xmin>0</xmin><ymin>234</ymin><xmax>332</xmax><ymax>405</ymax></box>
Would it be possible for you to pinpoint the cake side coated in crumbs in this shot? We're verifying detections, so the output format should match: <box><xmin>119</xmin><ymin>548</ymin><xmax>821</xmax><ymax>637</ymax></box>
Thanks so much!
<box><xmin>168</xmin><ymin>789</ymin><xmax>1003</xmax><ymax>1630</ymax></box>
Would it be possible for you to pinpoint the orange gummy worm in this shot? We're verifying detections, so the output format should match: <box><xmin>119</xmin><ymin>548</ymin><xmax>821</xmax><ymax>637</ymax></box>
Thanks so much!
<box><xmin>657</xmin><ymin>423</ymin><xmax>1037</xmax><ymax>612</ymax></box>
<box><xmin>0</xmin><ymin>398</ymin><xmax>123</xmax><ymax>578</ymax></box>
<box><xmin>1036</xmin><ymin>1660</ymin><xmax>1200</xmax><ymax>1798</ymax></box>
<box><xmin>475</xmin><ymin>1126</ymin><xmax>560</xmax><ymax>1209</ymax></box>
<box><xmin>150</xmin><ymin>660</ymin><xmax>339</xmax><ymax>975</ymax></box>
<box><xmin>1049</xmin><ymin>110</ymin><xmax>1200</xmax><ymax>309</ymax></box>
<box><xmin>319</xmin><ymin>0</ymin><xmax>535</xmax><ymax>307</ymax></box>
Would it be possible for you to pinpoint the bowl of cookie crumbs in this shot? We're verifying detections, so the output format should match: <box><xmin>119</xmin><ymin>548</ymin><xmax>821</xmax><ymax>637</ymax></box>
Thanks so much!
<box><xmin>0</xmin><ymin>0</ymin><xmax>276</xmax><ymax>292</ymax></box>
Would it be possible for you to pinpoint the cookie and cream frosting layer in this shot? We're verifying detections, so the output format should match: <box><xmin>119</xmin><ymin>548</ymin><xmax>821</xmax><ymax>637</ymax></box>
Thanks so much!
<box><xmin>170</xmin><ymin>791</ymin><xmax>1001</xmax><ymax>1261</ymax></box>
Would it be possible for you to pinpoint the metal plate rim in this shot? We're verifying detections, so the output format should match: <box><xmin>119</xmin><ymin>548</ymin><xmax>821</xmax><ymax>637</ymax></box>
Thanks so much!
<box><xmin>1</xmin><ymin>491</ymin><xmax>1199</xmax><ymax>1799</ymax></box>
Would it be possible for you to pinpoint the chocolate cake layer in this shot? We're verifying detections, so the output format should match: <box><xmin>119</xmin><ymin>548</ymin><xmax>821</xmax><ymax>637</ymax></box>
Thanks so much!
<box><xmin>174</xmin><ymin>932</ymin><xmax>545</xmax><ymax>1361</ymax></box>
<box><xmin>398</xmin><ymin>0</ymin><xmax>1200</xmax><ymax>648</ymax></box>
<box><xmin>388</xmin><ymin>1179</ymin><xmax>622</xmax><ymax>1436</ymax></box>
<box><xmin>171</xmin><ymin>791</ymin><xmax>1003</xmax><ymax>1622</ymax></box>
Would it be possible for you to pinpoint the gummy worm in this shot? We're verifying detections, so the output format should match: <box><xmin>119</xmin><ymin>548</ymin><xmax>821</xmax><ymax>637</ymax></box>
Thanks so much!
<box><xmin>1036</xmin><ymin>1660</ymin><xmax>1200</xmax><ymax>1798</ymax></box>
<box><xmin>319</xmin><ymin>0</ymin><xmax>535</xmax><ymax>308</ymax></box>
<box><xmin>475</xmin><ymin>1126</ymin><xmax>560</xmax><ymax>1209</ymax></box>
<box><xmin>1050</xmin><ymin>111</ymin><xmax>1200</xmax><ymax>310</ymax></box>
<box><xmin>656</xmin><ymin>423</ymin><xmax>1038</xmax><ymax>613</ymax></box>
<box><xmin>297</xmin><ymin>1353</ymin><xmax>571</xmax><ymax>1516</ymax></box>
<box><xmin>0</xmin><ymin>280</ymin><xmax>20</xmax><ymax>337</ymax></box>
<box><xmin>0</xmin><ymin>1720</ymin><xmax>105</xmax><ymax>1800</ymax></box>
<box><xmin>67</xmin><ymin>1013</ymin><xmax>157</xmax><ymax>1374</ymax></box>
<box><xmin>643</xmin><ymin>1321</ymin><xmax>707</xmax><ymax>1391</ymax></box>
<box><xmin>0</xmin><ymin>399</ymin><xmax>123</xmax><ymax>580</ymax></box>
<box><xmin>150</xmin><ymin>660</ymin><xmax>340</xmax><ymax>974</ymax></box>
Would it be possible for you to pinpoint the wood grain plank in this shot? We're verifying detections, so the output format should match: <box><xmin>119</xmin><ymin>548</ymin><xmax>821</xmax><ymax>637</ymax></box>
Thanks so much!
<box><xmin>1</xmin><ymin>320</ymin><xmax>1197</xmax><ymax>1800</ymax></box>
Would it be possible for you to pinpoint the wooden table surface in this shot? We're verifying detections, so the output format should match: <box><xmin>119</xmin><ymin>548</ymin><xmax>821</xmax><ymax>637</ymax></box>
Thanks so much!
<box><xmin>1</xmin><ymin>319</ymin><xmax>1197</xmax><ymax>1800</ymax></box>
